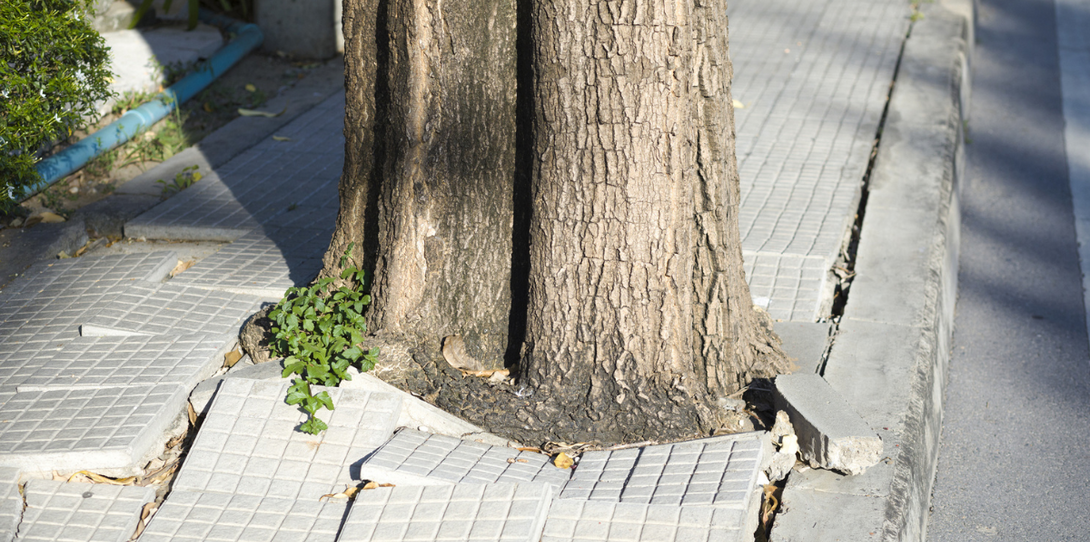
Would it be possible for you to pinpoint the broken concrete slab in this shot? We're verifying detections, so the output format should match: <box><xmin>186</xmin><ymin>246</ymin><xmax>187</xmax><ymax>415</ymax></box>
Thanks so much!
<box><xmin>340</xmin><ymin>483</ymin><xmax>553</xmax><ymax>542</ymax></box>
<box><xmin>0</xmin><ymin>252</ymin><xmax>176</xmax><ymax>306</ymax></box>
<box><xmin>15</xmin><ymin>333</ymin><xmax>227</xmax><ymax>393</ymax></box>
<box><xmin>17</xmin><ymin>480</ymin><xmax>155</xmax><ymax>542</ymax></box>
<box><xmin>542</xmin><ymin>499</ymin><xmax>755</xmax><ymax>542</ymax></box>
<box><xmin>0</xmin><ymin>384</ymin><xmax>187</xmax><ymax>474</ymax></box>
<box><xmin>0</xmin><ymin>468</ymin><xmax>20</xmax><ymax>541</ymax></box>
<box><xmin>340</xmin><ymin>369</ymin><xmax>517</xmax><ymax>447</ymax></box>
<box><xmin>771</xmin><ymin>321</ymin><xmax>833</xmax><ymax>373</ymax></box>
<box><xmin>773</xmin><ymin>373</ymin><xmax>882</xmax><ymax>475</ymax></box>
<box><xmin>560</xmin><ymin>433</ymin><xmax>769</xmax><ymax>509</ymax></box>
<box><xmin>138</xmin><ymin>490</ymin><xmax>347</xmax><ymax>541</ymax></box>
<box><xmin>356</xmin><ymin>429</ymin><xmax>570</xmax><ymax>490</ymax></box>
<box><xmin>187</xmin><ymin>360</ymin><xmax>286</xmax><ymax>417</ymax></box>
<box><xmin>172</xmin><ymin>379</ymin><xmax>401</xmax><ymax>500</ymax></box>
<box><xmin>78</xmin><ymin>282</ymin><xmax>265</xmax><ymax>338</ymax></box>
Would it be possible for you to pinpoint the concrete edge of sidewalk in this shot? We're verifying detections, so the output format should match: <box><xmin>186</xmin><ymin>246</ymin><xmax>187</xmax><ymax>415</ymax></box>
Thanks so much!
<box><xmin>74</xmin><ymin>57</ymin><xmax>346</xmax><ymax>238</ymax></box>
<box><xmin>770</xmin><ymin>2</ymin><xmax>972</xmax><ymax>541</ymax></box>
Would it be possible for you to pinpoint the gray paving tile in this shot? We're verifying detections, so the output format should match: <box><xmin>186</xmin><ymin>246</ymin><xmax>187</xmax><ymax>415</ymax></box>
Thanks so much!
<box><xmin>0</xmin><ymin>467</ymin><xmax>21</xmax><ymax>541</ymax></box>
<box><xmin>15</xmin><ymin>334</ymin><xmax>228</xmax><ymax>393</ymax></box>
<box><xmin>78</xmin><ymin>282</ymin><xmax>265</xmax><ymax>338</ymax></box>
<box><xmin>172</xmin><ymin>378</ymin><xmax>402</xmax><ymax>500</ymax></box>
<box><xmin>168</xmin><ymin>226</ymin><xmax>330</xmax><ymax>300</ymax></box>
<box><xmin>541</xmin><ymin>499</ymin><xmax>750</xmax><ymax>542</ymax></box>
<box><xmin>0</xmin><ymin>384</ymin><xmax>188</xmax><ymax>473</ymax></box>
<box><xmin>561</xmin><ymin>433</ymin><xmax>767</xmax><ymax>509</ymax></box>
<box><xmin>138</xmin><ymin>490</ymin><xmax>346</xmax><ymax>542</ymax></box>
<box><xmin>357</xmin><ymin>429</ymin><xmax>571</xmax><ymax>491</ymax></box>
<box><xmin>340</xmin><ymin>483</ymin><xmax>552</xmax><ymax>542</ymax></box>
<box><xmin>0</xmin><ymin>252</ymin><xmax>176</xmax><ymax>303</ymax></box>
<box><xmin>16</xmin><ymin>480</ymin><xmax>154</xmax><ymax>542</ymax></box>
<box><xmin>743</xmin><ymin>252</ymin><xmax>829</xmax><ymax>322</ymax></box>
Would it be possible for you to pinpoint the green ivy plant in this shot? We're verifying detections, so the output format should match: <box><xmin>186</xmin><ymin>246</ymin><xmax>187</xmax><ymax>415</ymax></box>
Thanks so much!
<box><xmin>0</xmin><ymin>0</ymin><xmax>113</xmax><ymax>211</ymax></box>
<box><xmin>269</xmin><ymin>244</ymin><xmax>377</xmax><ymax>434</ymax></box>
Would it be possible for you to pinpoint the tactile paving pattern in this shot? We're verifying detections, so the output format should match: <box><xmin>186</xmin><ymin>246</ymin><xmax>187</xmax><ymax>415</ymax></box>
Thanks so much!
<box><xmin>560</xmin><ymin>434</ymin><xmax>766</xmax><ymax>508</ymax></box>
<box><xmin>0</xmin><ymin>467</ymin><xmax>21</xmax><ymax>541</ymax></box>
<box><xmin>79</xmin><ymin>282</ymin><xmax>265</xmax><ymax>338</ymax></box>
<box><xmin>0</xmin><ymin>384</ymin><xmax>188</xmax><ymax>473</ymax></box>
<box><xmin>16</xmin><ymin>333</ymin><xmax>227</xmax><ymax>393</ymax></box>
<box><xmin>743</xmin><ymin>253</ymin><xmax>829</xmax><ymax>322</ymax></box>
<box><xmin>541</xmin><ymin>499</ymin><xmax>749</xmax><ymax>542</ymax></box>
<box><xmin>172</xmin><ymin>378</ymin><xmax>402</xmax><ymax>500</ymax></box>
<box><xmin>16</xmin><ymin>480</ymin><xmax>155</xmax><ymax>542</ymax></box>
<box><xmin>137</xmin><ymin>490</ymin><xmax>346</xmax><ymax>542</ymax></box>
<box><xmin>169</xmin><ymin>227</ymin><xmax>329</xmax><ymax>299</ymax></box>
<box><xmin>339</xmin><ymin>483</ymin><xmax>553</xmax><ymax>542</ymax></box>
<box><xmin>357</xmin><ymin>429</ymin><xmax>572</xmax><ymax>491</ymax></box>
<box><xmin>728</xmin><ymin>0</ymin><xmax>910</xmax><ymax>321</ymax></box>
<box><xmin>126</xmin><ymin>94</ymin><xmax>345</xmax><ymax>242</ymax></box>
<box><xmin>0</xmin><ymin>252</ymin><xmax>176</xmax><ymax>304</ymax></box>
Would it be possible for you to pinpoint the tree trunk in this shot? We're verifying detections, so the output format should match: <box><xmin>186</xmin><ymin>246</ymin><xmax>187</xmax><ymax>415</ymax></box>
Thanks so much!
<box><xmin>332</xmin><ymin>0</ymin><xmax>518</xmax><ymax>367</ymax></box>
<box><xmin>516</xmin><ymin>0</ymin><xmax>790</xmax><ymax>442</ymax></box>
<box><xmin>330</xmin><ymin>0</ymin><xmax>789</xmax><ymax>446</ymax></box>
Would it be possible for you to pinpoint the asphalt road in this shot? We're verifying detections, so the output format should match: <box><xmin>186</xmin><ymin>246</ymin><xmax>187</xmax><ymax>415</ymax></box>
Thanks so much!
<box><xmin>927</xmin><ymin>0</ymin><xmax>1090</xmax><ymax>539</ymax></box>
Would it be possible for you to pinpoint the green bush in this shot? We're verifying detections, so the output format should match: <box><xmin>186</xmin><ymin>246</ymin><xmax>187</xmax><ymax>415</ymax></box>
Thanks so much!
<box><xmin>1</xmin><ymin>0</ymin><xmax>113</xmax><ymax>210</ymax></box>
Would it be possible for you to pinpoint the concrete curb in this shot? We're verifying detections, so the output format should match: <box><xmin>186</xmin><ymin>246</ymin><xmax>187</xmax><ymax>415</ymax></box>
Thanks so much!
<box><xmin>770</xmin><ymin>2</ymin><xmax>972</xmax><ymax>541</ymax></box>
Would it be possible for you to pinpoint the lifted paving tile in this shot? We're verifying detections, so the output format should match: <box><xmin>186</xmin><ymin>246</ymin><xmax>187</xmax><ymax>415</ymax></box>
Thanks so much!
<box><xmin>138</xmin><ymin>490</ymin><xmax>346</xmax><ymax>542</ymax></box>
<box><xmin>339</xmin><ymin>483</ymin><xmax>552</xmax><ymax>542</ymax></box>
<box><xmin>168</xmin><ymin>227</ymin><xmax>329</xmax><ymax>299</ymax></box>
<box><xmin>78</xmin><ymin>282</ymin><xmax>265</xmax><ymax>338</ymax></box>
<box><xmin>0</xmin><ymin>252</ymin><xmax>176</xmax><ymax>304</ymax></box>
<box><xmin>356</xmin><ymin>429</ymin><xmax>571</xmax><ymax>490</ymax></box>
<box><xmin>1</xmin><ymin>467</ymin><xmax>21</xmax><ymax>541</ymax></box>
<box><xmin>561</xmin><ymin>433</ymin><xmax>768</xmax><ymax>508</ymax></box>
<box><xmin>0</xmin><ymin>384</ymin><xmax>187</xmax><ymax>473</ymax></box>
<box><xmin>172</xmin><ymin>379</ymin><xmax>401</xmax><ymax>500</ymax></box>
<box><xmin>541</xmin><ymin>499</ymin><xmax>751</xmax><ymax>542</ymax></box>
<box><xmin>16</xmin><ymin>480</ymin><xmax>155</xmax><ymax>542</ymax></box>
<box><xmin>15</xmin><ymin>334</ymin><xmax>228</xmax><ymax>393</ymax></box>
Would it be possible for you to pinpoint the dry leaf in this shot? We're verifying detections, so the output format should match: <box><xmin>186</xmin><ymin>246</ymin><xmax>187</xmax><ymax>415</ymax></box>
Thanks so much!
<box><xmin>131</xmin><ymin>502</ymin><xmax>158</xmax><ymax>539</ymax></box>
<box><xmin>506</xmin><ymin>458</ymin><xmax>529</xmax><ymax>464</ymax></box>
<box><xmin>442</xmin><ymin>335</ymin><xmax>484</xmax><ymax>371</ymax></box>
<box><xmin>170</xmin><ymin>259</ymin><xmax>196</xmax><ymax>277</ymax></box>
<box><xmin>761</xmin><ymin>484</ymin><xmax>779</xmax><ymax>526</ymax></box>
<box><xmin>238</xmin><ymin>105</ymin><xmax>288</xmax><ymax>118</ymax></box>
<box><xmin>67</xmin><ymin>471</ymin><xmax>136</xmax><ymax>485</ymax></box>
<box><xmin>51</xmin><ymin>471</ymin><xmax>64</xmax><ymax>481</ymax></box>
<box><xmin>272</xmin><ymin>135</ymin><xmax>292</xmax><ymax>142</ymax></box>
<box><xmin>186</xmin><ymin>402</ymin><xmax>197</xmax><ymax>426</ymax></box>
<box><xmin>517</xmin><ymin>447</ymin><xmax>542</xmax><ymax>454</ymax></box>
<box><xmin>203</xmin><ymin>102</ymin><xmax>213</xmax><ymax>112</ymax></box>
<box><xmin>461</xmin><ymin>369</ymin><xmax>509</xmax><ymax>378</ymax></box>
<box><xmin>732</xmin><ymin>99</ymin><xmax>745</xmax><ymax>109</ymax></box>
<box><xmin>245</xmin><ymin>83</ymin><xmax>257</xmax><ymax>92</ymax></box>
<box><xmin>224</xmin><ymin>349</ymin><xmax>243</xmax><ymax>368</ymax></box>
<box><xmin>553</xmin><ymin>452</ymin><xmax>574</xmax><ymax>469</ymax></box>
<box><xmin>37</xmin><ymin>211</ymin><xmax>66</xmax><ymax>223</ymax></box>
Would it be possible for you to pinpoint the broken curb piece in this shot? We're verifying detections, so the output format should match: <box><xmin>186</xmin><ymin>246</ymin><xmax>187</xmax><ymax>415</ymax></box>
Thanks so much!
<box><xmin>773</xmin><ymin>373</ymin><xmax>882</xmax><ymax>475</ymax></box>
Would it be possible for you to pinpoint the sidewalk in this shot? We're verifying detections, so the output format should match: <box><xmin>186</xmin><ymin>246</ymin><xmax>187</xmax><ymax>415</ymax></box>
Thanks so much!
<box><xmin>0</xmin><ymin>0</ymin><xmax>970</xmax><ymax>539</ymax></box>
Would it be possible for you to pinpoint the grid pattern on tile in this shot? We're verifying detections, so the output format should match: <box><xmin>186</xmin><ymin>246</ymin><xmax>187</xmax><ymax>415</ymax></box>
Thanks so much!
<box><xmin>1</xmin><ymin>467</ymin><xmax>20</xmax><ymax>541</ymax></box>
<box><xmin>138</xmin><ymin>490</ymin><xmax>347</xmax><ymax>542</ymax></box>
<box><xmin>126</xmin><ymin>93</ymin><xmax>345</xmax><ymax>241</ymax></box>
<box><xmin>339</xmin><ymin>483</ymin><xmax>553</xmax><ymax>542</ymax></box>
<box><xmin>16</xmin><ymin>480</ymin><xmax>155</xmax><ymax>542</ymax></box>
<box><xmin>0</xmin><ymin>384</ymin><xmax>187</xmax><ymax>470</ymax></box>
<box><xmin>357</xmin><ymin>429</ymin><xmax>572</xmax><ymax>491</ymax></box>
<box><xmin>15</xmin><ymin>334</ymin><xmax>226</xmax><ymax>393</ymax></box>
<box><xmin>79</xmin><ymin>282</ymin><xmax>265</xmax><ymax>337</ymax></box>
<box><xmin>172</xmin><ymin>379</ymin><xmax>402</xmax><ymax>500</ymax></box>
<box><xmin>743</xmin><ymin>253</ymin><xmax>829</xmax><ymax>322</ymax></box>
<box><xmin>728</xmin><ymin>0</ymin><xmax>909</xmax><ymax>320</ymax></box>
<box><xmin>0</xmin><ymin>252</ymin><xmax>176</xmax><ymax>303</ymax></box>
<box><xmin>560</xmin><ymin>434</ymin><xmax>765</xmax><ymax>508</ymax></box>
<box><xmin>168</xmin><ymin>227</ymin><xmax>330</xmax><ymax>299</ymax></box>
<box><xmin>541</xmin><ymin>499</ymin><xmax>749</xmax><ymax>542</ymax></box>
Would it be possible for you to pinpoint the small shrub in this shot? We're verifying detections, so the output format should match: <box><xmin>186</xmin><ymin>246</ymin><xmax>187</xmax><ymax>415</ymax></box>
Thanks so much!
<box><xmin>0</xmin><ymin>0</ymin><xmax>113</xmax><ymax>211</ymax></box>
<box><xmin>268</xmin><ymin>245</ymin><xmax>377</xmax><ymax>434</ymax></box>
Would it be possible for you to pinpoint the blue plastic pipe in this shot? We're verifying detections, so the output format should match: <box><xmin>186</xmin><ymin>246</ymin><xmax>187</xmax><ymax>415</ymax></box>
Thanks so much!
<box><xmin>19</xmin><ymin>11</ymin><xmax>263</xmax><ymax>201</ymax></box>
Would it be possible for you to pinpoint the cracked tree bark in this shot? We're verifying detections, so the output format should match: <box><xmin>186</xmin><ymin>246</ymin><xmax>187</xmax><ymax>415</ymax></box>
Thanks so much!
<box><xmin>331</xmin><ymin>0</ymin><xmax>789</xmax><ymax>445</ymax></box>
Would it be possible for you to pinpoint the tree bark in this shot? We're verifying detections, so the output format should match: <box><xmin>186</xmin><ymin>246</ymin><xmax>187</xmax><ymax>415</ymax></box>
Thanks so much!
<box><xmin>332</xmin><ymin>0</ymin><xmax>518</xmax><ymax>366</ymax></box>
<box><xmin>516</xmin><ymin>0</ymin><xmax>790</xmax><ymax>442</ymax></box>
